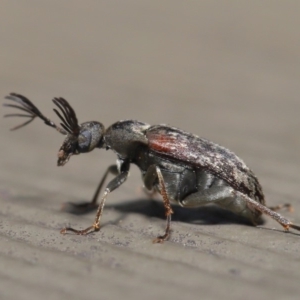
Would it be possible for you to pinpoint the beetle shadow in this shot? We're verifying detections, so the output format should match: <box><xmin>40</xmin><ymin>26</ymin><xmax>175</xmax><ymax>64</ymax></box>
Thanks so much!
<box><xmin>106</xmin><ymin>199</ymin><xmax>300</xmax><ymax>236</ymax></box>
<box><xmin>107</xmin><ymin>198</ymin><xmax>266</xmax><ymax>226</ymax></box>
<box><xmin>62</xmin><ymin>197</ymin><xmax>265</xmax><ymax>226</ymax></box>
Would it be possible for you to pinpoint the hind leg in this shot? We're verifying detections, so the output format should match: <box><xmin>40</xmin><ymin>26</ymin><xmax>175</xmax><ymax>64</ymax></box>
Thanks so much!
<box><xmin>181</xmin><ymin>185</ymin><xmax>300</xmax><ymax>232</ymax></box>
<box><xmin>180</xmin><ymin>185</ymin><xmax>259</xmax><ymax>223</ymax></box>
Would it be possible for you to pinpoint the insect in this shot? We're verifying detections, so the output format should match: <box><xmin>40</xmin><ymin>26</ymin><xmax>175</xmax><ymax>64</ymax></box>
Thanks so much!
<box><xmin>4</xmin><ymin>93</ymin><xmax>300</xmax><ymax>243</ymax></box>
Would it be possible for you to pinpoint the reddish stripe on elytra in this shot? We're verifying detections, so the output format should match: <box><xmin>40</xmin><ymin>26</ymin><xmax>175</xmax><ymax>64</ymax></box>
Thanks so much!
<box><xmin>148</xmin><ymin>132</ymin><xmax>176</xmax><ymax>153</ymax></box>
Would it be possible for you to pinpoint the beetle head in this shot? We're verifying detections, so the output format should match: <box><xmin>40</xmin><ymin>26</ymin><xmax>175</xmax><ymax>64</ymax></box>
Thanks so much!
<box><xmin>51</xmin><ymin>98</ymin><xmax>106</xmax><ymax>166</ymax></box>
<box><xmin>57</xmin><ymin>121</ymin><xmax>105</xmax><ymax>166</ymax></box>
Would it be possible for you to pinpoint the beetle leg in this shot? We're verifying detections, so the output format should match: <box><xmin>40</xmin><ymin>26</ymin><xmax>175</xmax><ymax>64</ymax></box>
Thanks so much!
<box><xmin>180</xmin><ymin>185</ymin><xmax>234</xmax><ymax>207</ymax></box>
<box><xmin>154</xmin><ymin>166</ymin><xmax>174</xmax><ymax>243</ymax></box>
<box><xmin>144</xmin><ymin>165</ymin><xmax>172</xmax><ymax>242</ymax></box>
<box><xmin>61</xmin><ymin>164</ymin><xmax>119</xmax><ymax>214</ymax></box>
<box><xmin>60</xmin><ymin>169</ymin><xmax>129</xmax><ymax>235</ymax></box>
<box><xmin>234</xmin><ymin>191</ymin><xmax>300</xmax><ymax>232</ymax></box>
<box><xmin>182</xmin><ymin>186</ymin><xmax>300</xmax><ymax>232</ymax></box>
<box><xmin>180</xmin><ymin>185</ymin><xmax>261</xmax><ymax>221</ymax></box>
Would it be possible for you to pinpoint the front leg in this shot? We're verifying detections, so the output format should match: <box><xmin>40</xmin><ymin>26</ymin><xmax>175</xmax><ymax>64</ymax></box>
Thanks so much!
<box><xmin>61</xmin><ymin>161</ymin><xmax>130</xmax><ymax>235</ymax></box>
<box><xmin>144</xmin><ymin>165</ymin><xmax>174</xmax><ymax>243</ymax></box>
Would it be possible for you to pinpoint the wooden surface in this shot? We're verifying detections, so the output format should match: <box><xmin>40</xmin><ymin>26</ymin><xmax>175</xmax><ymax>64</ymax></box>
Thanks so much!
<box><xmin>1</xmin><ymin>2</ymin><xmax>300</xmax><ymax>300</ymax></box>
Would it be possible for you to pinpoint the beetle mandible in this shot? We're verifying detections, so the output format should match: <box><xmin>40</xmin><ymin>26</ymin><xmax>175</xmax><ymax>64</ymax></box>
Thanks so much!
<box><xmin>4</xmin><ymin>93</ymin><xmax>300</xmax><ymax>243</ymax></box>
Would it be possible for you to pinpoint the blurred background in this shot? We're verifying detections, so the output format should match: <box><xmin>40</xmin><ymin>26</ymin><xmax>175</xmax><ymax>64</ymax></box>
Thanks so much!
<box><xmin>1</xmin><ymin>1</ymin><xmax>300</xmax><ymax>300</ymax></box>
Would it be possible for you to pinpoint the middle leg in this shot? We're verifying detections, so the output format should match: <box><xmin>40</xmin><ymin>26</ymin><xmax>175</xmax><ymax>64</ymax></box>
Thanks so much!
<box><xmin>143</xmin><ymin>165</ymin><xmax>174</xmax><ymax>243</ymax></box>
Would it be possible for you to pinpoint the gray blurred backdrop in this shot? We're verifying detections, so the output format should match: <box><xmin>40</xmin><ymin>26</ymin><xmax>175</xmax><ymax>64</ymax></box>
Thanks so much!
<box><xmin>1</xmin><ymin>1</ymin><xmax>300</xmax><ymax>300</ymax></box>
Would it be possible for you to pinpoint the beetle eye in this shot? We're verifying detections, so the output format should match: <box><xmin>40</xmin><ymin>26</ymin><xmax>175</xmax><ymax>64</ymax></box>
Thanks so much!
<box><xmin>77</xmin><ymin>130</ymin><xmax>91</xmax><ymax>152</ymax></box>
<box><xmin>76</xmin><ymin>121</ymin><xmax>105</xmax><ymax>153</ymax></box>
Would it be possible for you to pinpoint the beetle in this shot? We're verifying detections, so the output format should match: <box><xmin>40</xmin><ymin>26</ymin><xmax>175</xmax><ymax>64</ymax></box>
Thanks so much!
<box><xmin>4</xmin><ymin>93</ymin><xmax>300</xmax><ymax>243</ymax></box>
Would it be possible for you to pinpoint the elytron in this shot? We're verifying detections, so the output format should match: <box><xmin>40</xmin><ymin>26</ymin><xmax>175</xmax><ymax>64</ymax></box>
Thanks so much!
<box><xmin>4</xmin><ymin>93</ymin><xmax>300</xmax><ymax>242</ymax></box>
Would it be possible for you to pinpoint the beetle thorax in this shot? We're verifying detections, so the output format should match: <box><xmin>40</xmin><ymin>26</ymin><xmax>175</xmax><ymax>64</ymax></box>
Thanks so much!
<box><xmin>104</xmin><ymin>120</ymin><xmax>150</xmax><ymax>159</ymax></box>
